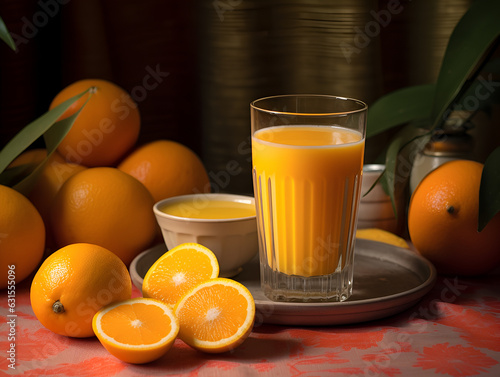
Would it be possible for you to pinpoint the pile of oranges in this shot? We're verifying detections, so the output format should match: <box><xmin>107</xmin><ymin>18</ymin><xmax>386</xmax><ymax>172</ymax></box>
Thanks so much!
<box><xmin>1</xmin><ymin>77</ymin><xmax>499</xmax><ymax>363</ymax></box>
<box><xmin>0</xmin><ymin>78</ymin><xmax>211</xmax><ymax>289</ymax></box>
<box><xmin>0</xmin><ymin>79</ymin><xmax>257</xmax><ymax>363</ymax></box>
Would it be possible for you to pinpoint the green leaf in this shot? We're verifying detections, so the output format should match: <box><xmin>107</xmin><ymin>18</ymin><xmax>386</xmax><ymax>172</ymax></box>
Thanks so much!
<box><xmin>478</xmin><ymin>147</ymin><xmax>500</xmax><ymax>231</ymax></box>
<box><xmin>13</xmin><ymin>110</ymin><xmax>91</xmax><ymax>194</ymax></box>
<box><xmin>366</xmin><ymin>84</ymin><xmax>434</xmax><ymax>139</ymax></box>
<box><xmin>452</xmin><ymin>58</ymin><xmax>500</xmax><ymax>117</ymax></box>
<box><xmin>382</xmin><ymin>126</ymin><xmax>431</xmax><ymax>215</ymax></box>
<box><xmin>0</xmin><ymin>89</ymin><xmax>91</xmax><ymax>195</ymax></box>
<box><xmin>431</xmin><ymin>0</ymin><xmax>500</xmax><ymax>129</ymax></box>
<box><xmin>0</xmin><ymin>89</ymin><xmax>89</xmax><ymax>174</ymax></box>
<box><xmin>362</xmin><ymin>167</ymin><xmax>385</xmax><ymax>198</ymax></box>
<box><xmin>0</xmin><ymin>16</ymin><xmax>16</xmax><ymax>51</ymax></box>
<box><xmin>454</xmin><ymin>78</ymin><xmax>500</xmax><ymax>114</ymax></box>
<box><xmin>0</xmin><ymin>164</ymin><xmax>34</xmax><ymax>186</ymax></box>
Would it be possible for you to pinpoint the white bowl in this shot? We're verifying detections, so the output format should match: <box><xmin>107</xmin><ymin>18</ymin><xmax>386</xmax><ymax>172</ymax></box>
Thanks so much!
<box><xmin>153</xmin><ymin>193</ymin><xmax>258</xmax><ymax>277</ymax></box>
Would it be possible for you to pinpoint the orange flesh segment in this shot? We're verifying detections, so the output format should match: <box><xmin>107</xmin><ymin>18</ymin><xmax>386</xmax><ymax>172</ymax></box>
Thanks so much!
<box><xmin>144</xmin><ymin>244</ymin><xmax>218</xmax><ymax>305</ymax></box>
<box><xmin>99</xmin><ymin>302</ymin><xmax>172</xmax><ymax>345</ymax></box>
<box><xmin>178</xmin><ymin>284</ymin><xmax>250</xmax><ymax>342</ymax></box>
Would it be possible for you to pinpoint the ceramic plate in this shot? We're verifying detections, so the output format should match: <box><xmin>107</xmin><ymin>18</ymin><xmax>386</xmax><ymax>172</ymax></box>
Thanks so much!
<box><xmin>130</xmin><ymin>238</ymin><xmax>436</xmax><ymax>326</ymax></box>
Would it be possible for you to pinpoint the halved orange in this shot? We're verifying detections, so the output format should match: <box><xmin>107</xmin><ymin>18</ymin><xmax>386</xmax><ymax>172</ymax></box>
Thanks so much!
<box><xmin>92</xmin><ymin>298</ymin><xmax>179</xmax><ymax>364</ymax></box>
<box><xmin>142</xmin><ymin>243</ymin><xmax>219</xmax><ymax>307</ymax></box>
<box><xmin>174</xmin><ymin>278</ymin><xmax>255</xmax><ymax>353</ymax></box>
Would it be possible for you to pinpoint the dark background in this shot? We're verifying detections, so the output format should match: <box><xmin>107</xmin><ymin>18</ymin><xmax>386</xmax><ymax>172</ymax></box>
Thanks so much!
<box><xmin>2</xmin><ymin>0</ymin><xmax>493</xmax><ymax>194</ymax></box>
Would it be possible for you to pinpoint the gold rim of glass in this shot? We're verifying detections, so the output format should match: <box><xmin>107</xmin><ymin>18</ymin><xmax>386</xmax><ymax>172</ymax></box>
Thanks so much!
<box><xmin>250</xmin><ymin>94</ymin><xmax>368</xmax><ymax>117</ymax></box>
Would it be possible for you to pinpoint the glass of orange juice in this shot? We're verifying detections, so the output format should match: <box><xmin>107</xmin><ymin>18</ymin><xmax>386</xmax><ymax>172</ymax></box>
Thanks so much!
<box><xmin>251</xmin><ymin>95</ymin><xmax>367</xmax><ymax>302</ymax></box>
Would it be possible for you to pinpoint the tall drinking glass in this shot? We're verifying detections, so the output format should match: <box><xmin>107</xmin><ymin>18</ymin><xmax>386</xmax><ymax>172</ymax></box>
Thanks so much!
<box><xmin>251</xmin><ymin>95</ymin><xmax>367</xmax><ymax>302</ymax></box>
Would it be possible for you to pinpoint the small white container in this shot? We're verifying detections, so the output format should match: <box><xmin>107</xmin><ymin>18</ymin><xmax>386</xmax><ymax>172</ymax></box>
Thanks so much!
<box><xmin>153</xmin><ymin>193</ymin><xmax>258</xmax><ymax>277</ymax></box>
<box><xmin>358</xmin><ymin>164</ymin><xmax>397</xmax><ymax>233</ymax></box>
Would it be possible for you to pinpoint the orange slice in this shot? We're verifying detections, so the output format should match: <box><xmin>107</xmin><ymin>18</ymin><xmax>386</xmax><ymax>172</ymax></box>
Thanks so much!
<box><xmin>92</xmin><ymin>298</ymin><xmax>179</xmax><ymax>364</ymax></box>
<box><xmin>356</xmin><ymin>228</ymin><xmax>409</xmax><ymax>249</ymax></box>
<box><xmin>174</xmin><ymin>278</ymin><xmax>255</xmax><ymax>353</ymax></box>
<box><xmin>142</xmin><ymin>243</ymin><xmax>219</xmax><ymax>307</ymax></box>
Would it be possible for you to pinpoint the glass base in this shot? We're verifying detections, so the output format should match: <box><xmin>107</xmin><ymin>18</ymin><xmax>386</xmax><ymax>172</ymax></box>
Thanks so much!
<box><xmin>260</xmin><ymin>261</ymin><xmax>353</xmax><ymax>302</ymax></box>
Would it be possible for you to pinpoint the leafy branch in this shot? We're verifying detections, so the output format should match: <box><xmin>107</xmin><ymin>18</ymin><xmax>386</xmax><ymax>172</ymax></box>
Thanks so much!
<box><xmin>0</xmin><ymin>15</ymin><xmax>92</xmax><ymax>196</ymax></box>
<box><xmin>367</xmin><ymin>0</ymin><xmax>500</xmax><ymax>231</ymax></box>
<box><xmin>0</xmin><ymin>90</ymin><xmax>93</xmax><ymax>195</ymax></box>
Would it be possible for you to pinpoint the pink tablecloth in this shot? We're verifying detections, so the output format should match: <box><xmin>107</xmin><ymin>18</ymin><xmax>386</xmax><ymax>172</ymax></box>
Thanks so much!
<box><xmin>1</xmin><ymin>269</ymin><xmax>500</xmax><ymax>377</ymax></box>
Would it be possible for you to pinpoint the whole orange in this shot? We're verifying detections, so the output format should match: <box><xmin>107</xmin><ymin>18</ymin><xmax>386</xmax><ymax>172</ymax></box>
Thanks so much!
<box><xmin>9</xmin><ymin>149</ymin><xmax>87</xmax><ymax>250</ymax></box>
<box><xmin>30</xmin><ymin>243</ymin><xmax>132</xmax><ymax>337</ymax></box>
<box><xmin>118</xmin><ymin>140</ymin><xmax>211</xmax><ymax>202</ymax></box>
<box><xmin>49</xmin><ymin>79</ymin><xmax>140</xmax><ymax>167</ymax></box>
<box><xmin>0</xmin><ymin>185</ymin><xmax>45</xmax><ymax>289</ymax></box>
<box><xmin>8</xmin><ymin>148</ymin><xmax>46</xmax><ymax>173</ymax></box>
<box><xmin>7</xmin><ymin>148</ymin><xmax>47</xmax><ymax>189</ymax></box>
<box><xmin>28</xmin><ymin>152</ymin><xmax>86</xmax><ymax>229</ymax></box>
<box><xmin>50</xmin><ymin>167</ymin><xmax>157</xmax><ymax>265</ymax></box>
<box><xmin>408</xmin><ymin>160</ymin><xmax>500</xmax><ymax>276</ymax></box>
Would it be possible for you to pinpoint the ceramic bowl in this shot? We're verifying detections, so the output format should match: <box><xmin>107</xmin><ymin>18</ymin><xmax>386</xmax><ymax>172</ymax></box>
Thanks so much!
<box><xmin>153</xmin><ymin>193</ymin><xmax>258</xmax><ymax>277</ymax></box>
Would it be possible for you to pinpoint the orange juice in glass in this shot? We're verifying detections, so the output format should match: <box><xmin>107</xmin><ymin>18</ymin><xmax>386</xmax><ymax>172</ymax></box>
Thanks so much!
<box><xmin>251</xmin><ymin>95</ymin><xmax>367</xmax><ymax>302</ymax></box>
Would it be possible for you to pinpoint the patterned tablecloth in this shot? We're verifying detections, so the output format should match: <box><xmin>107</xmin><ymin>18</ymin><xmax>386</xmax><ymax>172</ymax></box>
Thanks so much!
<box><xmin>1</xmin><ymin>265</ymin><xmax>500</xmax><ymax>377</ymax></box>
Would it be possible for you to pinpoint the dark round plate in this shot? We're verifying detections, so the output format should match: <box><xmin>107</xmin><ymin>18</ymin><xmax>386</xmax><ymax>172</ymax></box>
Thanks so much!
<box><xmin>130</xmin><ymin>238</ymin><xmax>436</xmax><ymax>326</ymax></box>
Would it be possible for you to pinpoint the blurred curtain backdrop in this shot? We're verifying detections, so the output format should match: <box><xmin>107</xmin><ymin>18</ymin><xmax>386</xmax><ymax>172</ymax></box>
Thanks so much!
<box><xmin>0</xmin><ymin>0</ymin><xmax>472</xmax><ymax>194</ymax></box>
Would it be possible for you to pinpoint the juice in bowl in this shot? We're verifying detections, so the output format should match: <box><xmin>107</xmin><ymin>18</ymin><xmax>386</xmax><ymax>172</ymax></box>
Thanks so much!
<box><xmin>153</xmin><ymin>193</ymin><xmax>258</xmax><ymax>278</ymax></box>
<box><xmin>160</xmin><ymin>198</ymin><xmax>256</xmax><ymax>219</ymax></box>
<box><xmin>251</xmin><ymin>95</ymin><xmax>367</xmax><ymax>302</ymax></box>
